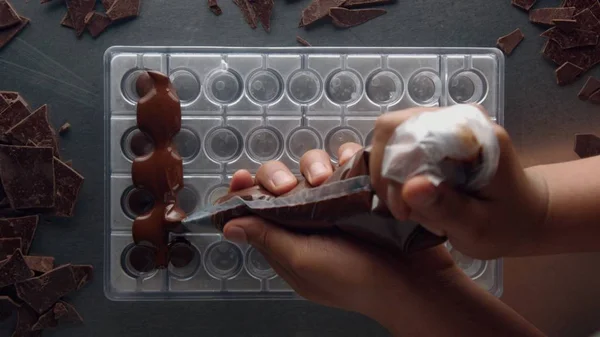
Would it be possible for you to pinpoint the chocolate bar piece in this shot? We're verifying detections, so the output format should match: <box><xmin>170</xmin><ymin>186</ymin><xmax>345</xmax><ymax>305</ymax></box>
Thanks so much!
<box><xmin>106</xmin><ymin>0</ymin><xmax>140</xmax><ymax>21</ymax></box>
<box><xmin>60</xmin><ymin>13</ymin><xmax>74</xmax><ymax>29</ymax></box>
<box><xmin>0</xmin><ymin>95</ymin><xmax>8</xmax><ymax>113</ymax></box>
<box><xmin>562</xmin><ymin>0</ymin><xmax>597</xmax><ymax>12</ymax></box>
<box><xmin>53</xmin><ymin>158</ymin><xmax>84</xmax><ymax>217</ymax></box>
<box><xmin>328</xmin><ymin>7</ymin><xmax>386</xmax><ymax>28</ymax></box>
<box><xmin>542</xmin><ymin>39</ymin><xmax>593</xmax><ymax>70</ymax></box>
<box><xmin>555</xmin><ymin>61</ymin><xmax>584</xmax><ymax>85</ymax></box>
<box><xmin>101</xmin><ymin>0</ymin><xmax>115</xmax><ymax>11</ymax></box>
<box><xmin>53</xmin><ymin>301</ymin><xmax>83</xmax><ymax>323</ymax></box>
<box><xmin>512</xmin><ymin>0</ymin><xmax>537</xmax><ymax>11</ymax></box>
<box><xmin>250</xmin><ymin>0</ymin><xmax>274</xmax><ymax>32</ymax></box>
<box><xmin>71</xmin><ymin>264</ymin><xmax>93</xmax><ymax>289</ymax></box>
<box><xmin>15</xmin><ymin>264</ymin><xmax>78</xmax><ymax>314</ymax></box>
<box><xmin>0</xmin><ymin>0</ymin><xmax>20</xmax><ymax>29</ymax></box>
<box><xmin>208</xmin><ymin>0</ymin><xmax>222</xmax><ymax>16</ymax></box>
<box><xmin>297</xmin><ymin>35</ymin><xmax>311</xmax><ymax>46</ymax></box>
<box><xmin>0</xmin><ymin>216</ymin><xmax>38</xmax><ymax>253</ymax></box>
<box><xmin>13</xmin><ymin>306</ymin><xmax>41</xmax><ymax>337</ymax></box>
<box><xmin>553</xmin><ymin>18</ymin><xmax>579</xmax><ymax>32</ymax></box>
<box><xmin>0</xmin><ymin>249</ymin><xmax>34</xmax><ymax>288</ymax></box>
<box><xmin>574</xmin><ymin>134</ymin><xmax>600</xmax><ymax>157</ymax></box>
<box><xmin>0</xmin><ymin>295</ymin><xmax>18</xmax><ymax>321</ymax></box>
<box><xmin>497</xmin><ymin>28</ymin><xmax>525</xmax><ymax>55</ymax></box>
<box><xmin>0</xmin><ymin>99</ymin><xmax>30</xmax><ymax>135</ymax></box>
<box><xmin>530</xmin><ymin>7</ymin><xmax>576</xmax><ymax>25</ymax></box>
<box><xmin>574</xmin><ymin>8</ymin><xmax>600</xmax><ymax>33</ymax></box>
<box><xmin>0</xmin><ymin>237</ymin><xmax>21</xmax><ymax>260</ymax></box>
<box><xmin>578</xmin><ymin>76</ymin><xmax>600</xmax><ymax>100</ymax></box>
<box><xmin>233</xmin><ymin>0</ymin><xmax>258</xmax><ymax>29</ymax></box>
<box><xmin>299</xmin><ymin>0</ymin><xmax>346</xmax><ymax>27</ymax></box>
<box><xmin>541</xmin><ymin>27</ymin><xmax>598</xmax><ymax>49</ymax></box>
<box><xmin>0</xmin><ymin>15</ymin><xmax>27</xmax><ymax>50</ymax></box>
<box><xmin>84</xmin><ymin>12</ymin><xmax>112</xmax><ymax>38</ymax></box>
<box><xmin>7</xmin><ymin>255</ymin><xmax>54</xmax><ymax>273</ymax></box>
<box><xmin>64</xmin><ymin>0</ymin><xmax>95</xmax><ymax>37</ymax></box>
<box><xmin>5</xmin><ymin>105</ymin><xmax>59</xmax><ymax>156</ymax></box>
<box><xmin>30</xmin><ymin>308</ymin><xmax>57</xmax><ymax>330</ymax></box>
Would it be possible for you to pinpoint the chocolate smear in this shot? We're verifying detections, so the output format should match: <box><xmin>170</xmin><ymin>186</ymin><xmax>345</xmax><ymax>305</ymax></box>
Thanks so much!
<box><xmin>0</xmin><ymin>296</ymin><xmax>19</xmax><ymax>321</ymax></box>
<box><xmin>53</xmin><ymin>301</ymin><xmax>83</xmax><ymax>323</ymax></box>
<box><xmin>574</xmin><ymin>134</ymin><xmax>600</xmax><ymax>157</ymax></box>
<box><xmin>555</xmin><ymin>61</ymin><xmax>584</xmax><ymax>85</ymax></box>
<box><xmin>208</xmin><ymin>0</ymin><xmax>222</xmax><ymax>16</ymax></box>
<box><xmin>168</xmin><ymin>240</ymin><xmax>195</xmax><ymax>268</ymax></box>
<box><xmin>512</xmin><ymin>0</ymin><xmax>537</xmax><ymax>11</ymax></box>
<box><xmin>5</xmin><ymin>105</ymin><xmax>59</xmax><ymax>157</ymax></box>
<box><xmin>15</xmin><ymin>264</ymin><xmax>78</xmax><ymax>314</ymax></box>
<box><xmin>128</xmin><ymin>244</ymin><xmax>156</xmax><ymax>273</ymax></box>
<box><xmin>552</xmin><ymin>18</ymin><xmax>579</xmax><ymax>32</ymax></box>
<box><xmin>53</xmin><ymin>157</ymin><xmax>84</xmax><ymax>217</ymax></box>
<box><xmin>84</xmin><ymin>12</ymin><xmax>112</xmax><ymax>38</ymax></box>
<box><xmin>0</xmin><ymin>16</ymin><xmax>28</xmax><ymax>50</ymax></box>
<box><xmin>0</xmin><ymin>237</ymin><xmax>21</xmax><ymax>260</ymax></box>
<box><xmin>578</xmin><ymin>76</ymin><xmax>600</xmax><ymax>100</ymax></box>
<box><xmin>541</xmin><ymin>27</ymin><xmax>598</xmax><ymax>49</ymax></box>
<box><xmin>343</xmin><ymin>0</ymin><xmax>391</xmax><ymax>8</ymax></box>
<box><xmin>64</xmin><ymin>0</ymin><xmax>95</xmax><ymax>37</ymax></box>
<box><xmin>0</xmin><ymin>216</ymin><xmax>38</xmax><ymax>253</ymax></box>
<box><xmin>328</xmin><ymin>7</ymin><xmax>386</xmax><ymax>28</ymax></box>
<box><xmin>297</xmin><ymin>35</ymin><xmax>311</xmax><ymax>46</ymax></box>
<box><xmin>233</xmin><ymin>0</ymin><xmax>258</xmax><ymax>29</ymax></box>
<box><xmin>60</xmin><ymin>13</ymin><xmax>74</xmax><ymax>29</ymax></box>
<box><xmin>530</xmin><ymin>7</ymin><xmax>576</xmax><ymax>26</ymax></box>
<box><xmin>0</xmin><ymin>99</ymin><xmax>30</xmax><ymax>135</ymax></box>
<box><xmin>300</xmin><ymin>0</ymin><xmax>346</xmax><ymax>27</ymax></box>
<box><xmin>250</xmin><ymin>0</ymin><xmax>274</xmax><ymax>32</ymax></box>
<box><xmin>106</xmin><ymin>0</ymin><xmax>140</xmax><ymax>21</ymax></box>
<box><xmin>13</xmin><ymin>306</ymin><xmax>41</xmax><ymax>337</ymax></box>
<box><xmin>0</xmin><ymin>0</ymin><xmax>20</xmax><ymax>29</ymax></box>
<box><xmin>0</xmin><ymin>249</ymin><xmax>34</xmax><ymax>288</ymax></box>
<box><xmin>0</xmin><ymin>146</ymin><xmax>54</xmax><ymax>210</ymax></box>
<box><xmin>71</xmin><ymin>264</ymin><xmax>93</xmax><ymax>290</ymax></box>
<box><xmin>497</xmin><ymin>28</ymin><xmax>525</xmax><ymax>55</ymax></box>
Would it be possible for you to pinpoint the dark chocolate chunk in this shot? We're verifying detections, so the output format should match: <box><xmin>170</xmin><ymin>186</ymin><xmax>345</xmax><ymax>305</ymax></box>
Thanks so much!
<box><xmin>64</xmin><ymin>0</ymin><xmax>95</xmax><ymax>37</ymax></box>
<box><xmin>0</xmin><ymin>0</ymin><xmax>20</xmax><ymax>29</ymax></box>
<box><xmin>53</xmin><ymin>157</ymin><xmax>84</xmax><ymax>217</ymax></box>
<box><xmin>555</xmin><ymin>61</ymin><xmax>584</xmax><ymax>85</ymax></box>
<box><xmin>0</xmin><ymin>237</ymin><xmax>21</xmax><ymax>260</ymax></box>
<box><xmin>574</xmin><ymin>7</ymin><xmax>600</xmax><ymax>33</ymax></box>
<box><xmin>169</xmin><ymin>241</ymin><xmax>195</xmax><ymax>268</ymax></box>
<box><xmin>0</xmin><ymin>216</ymin><xmax>38</xmax><ymax>253</ymax></box>
<box><xmin>300</xmin><ymin>0</ymin><xmax>346</xmax><ymax>27</ymax></box>
<box><xmin>13</xmin><ymin>306</ymin><xmax>41</xmax><ymax>337</ymax></box>
<box><xmin>58</xmin><ymin>122</ymin><xmax>71</xmax><ymax>135</ymax></box>
<box><xmin>0</xmin><ymin>95</ymin><xmax>8</xmax><ymax>114</ymax></box>
<box><xmin>233</xmin><ymin>0</ymin><xmax>258</xmax><ymax>29</ymax></box>
<box><xmin>0</xmin><ymin>296</ymin><xmax>19</xmax><ymax>321</ymax></box>
<box><xmin>5</xmin><ymin>105</ymin><xmax>59</xmax><ymax>157</ymax></box>
<box><xmin>562</xmin><ymin>0</ymin><xmax>597</xmax><ymax>12</ymax></box>
<box><xmin>128</xmin><ymin>245</ymin><xmax>156</xmax><ymax>273</ymax></box>
<box><xmin>541</xmin><ymin>27</ymin><xmax>599</xmax><ymax>49</ymax></box>
<box><xmin>343</xmin><ymin>0</ymin><xmax>391</xmax><ymax>8</ymax></box>
<box><xmin>0</xmin><ymin>91</ymin><xmax>20</xmax><ymax>103</ymax></box>
<box><xmin>60</xmin><ymin>13</ymin><xmax>74</xmax><ymax>29</ymax></box>
<box><xmin>250</xmin><ymin>0</ymin><xmax>274</xmax><ymax>32</ymax></box>
<box><xmin>71</xmin><ymin>264</ymin><xmax>93</xmax><ymax>290</ymax></box>
<box><xmin>0</xmin><ymin>16</ymin><xmax>28</xmax><ymax>50</ymax></box>
<box><xmin>512</xmin><ymin>0</ymin><xmax>537</xmax><ymax>11</ymax></box>
<box><xmin>530</xmin><ymin>7</ymin><xmax>576</xmax><ymax>25</ymax></box>
<box><xmin>0</xmin><ymin>146</ymin><xmax>55</xmax><ymax>210</ymax></box>
<box><xmin>328</xmin><ymin>7</ymin><xmax>386</xmax><ymax>28</ymax></box>
<box><xmin>8</xmin><ymin>255</ymin><xmax>54</xmax><ymax>274</ymax></box>
<box><xmin>53</xmin><ymin>301</ymin><xmax>82</xmax><ymax>324</ymax></box>
<box><xmin>15</xmin><ymin>264</ymin><xmax>78</xmax><ymax>314</ymax></box>
<box><xmin>574</xmin><ymin>134</ymin><xmax>600</xmax><ymax>157</ymax></box>
<box><xmin>106</xmin><ymin>0</ymin><xmax>140</xmax><ymax>21</ymax></box>
<box><xmin>578</xmin><ymin>76</ymin><xmax>600</xmax><ymax>100</ymax></box>
<box><xmin>101</xmin><ymin>0</ymin><xmax>115</xmax><ymax>11</ymax></box>
<box><xmin>589</xmin><ymin>89</ymin><xmax>600</xmax><ymax>103</ymax></box>
<box><xmin>208</xmin><ymin>0</ymin><xmax>222</xmax><ymax>16</ymax></box>
<box><xmin>497</xmin><ymin>28</ymin><xmax>525</xmax><ymax>55</ymax></box>
<box><xmin>0</xmin><ymin>249</ymin><xmax>34</xmax><ymax>288</ymax></box>
<box><xmin>0</xmin><ymin>99</ymin><xmax>30</xmax><ymax>135</ymax></box>
<box><xmin>553</xmin><ymin>18</ymin><xmax>579</xmax><ymax>32</ymax></box>
<box><xmin>30</xmin><ymin>308</ymin><xmax>57</xmax><ymax>331</ymax></box>
<box><xmin>297</xmin><ymin>35</ymin><xmax>312</xmax><ymax>46</ymax></box>
<box><xmin>588</xmin><ymin>0</ymin><xmax>600</xmax><ymax>19</ymax></box>
<box><xmin>84</xmin><ymin>12</ymin><xmax>112</xmax><ymax>38</ymax></box>
<box><xmin>542</xmin><ymin>39</ymin><xmax>594</xmax><ymax>69</ymax></box>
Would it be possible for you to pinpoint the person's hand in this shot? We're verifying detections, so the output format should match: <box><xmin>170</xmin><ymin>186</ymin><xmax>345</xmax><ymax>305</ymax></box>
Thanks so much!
<box><xmin>369</xmin><ymin>106</ymin><xmax>549</xmax><ymax>259</ymax></box>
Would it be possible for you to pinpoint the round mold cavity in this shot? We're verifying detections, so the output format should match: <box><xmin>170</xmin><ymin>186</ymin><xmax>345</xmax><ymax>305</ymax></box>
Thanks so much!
<box><xmin>121</xmin><ymin>127</ymin><xmax>154</xmax><ymax>161</ymax></box>
<box><xmin>326</xmin><ymin>70</ymin><xmax>363</xmax><ymax>104</ymax></box>
<box><xmin>205</xmin><ymin>127</ymin><xmax>243</xmax><ymax>163</ymax></box>
<box><xmin>364</xmin><ymin>130</ymin><xmax>374</xmax><ymax>147</ymax></box>
<box><xmin>204</xmin><ymin>241</ymin><xmax>243</xmax><ymax>279</ymax></box>
<box><xmin>407</xmin><ymin>70</ymin><xmax>442</xmax><ymax>105</ymax></box>
<box><xmin>287</xmin><ymin>128</ymin><xmax>322</xmax><ymax>161</ymax></box>
<box><xmin>170</xmin><ymin>69</ymin><xmax>201</xmax><ymax>104</ymax></box>
<box><xmin>168</xmin><ymin>240</ymin><xmax>201</xmax><ymax>279</ymax></box>
<box><xmin>366</xmin><ymin>70</ymin><xmax>403</xmax><ymax>104</ymax></box>
<box><xmin>448</xmin><ymin>70</ymin><xmax>487</xmax><ymax>104</ymax></box>
<box><xmin>205</xmin><ymin>69</ymin><xmax>243</xmax><ymax>104</ymax></box>
<box><xmin>121</xmin><ymin>187</ymin><xmax>155</xmax><ymax>220</ymax></box>
<box><xmin>206</xmin><ymin>185</ymin><xmax>230</xmax><ymax>205</ymax></box>
<box><xmin>448</xmin><ymin>244</ymin><xmax>486</xmax><ymax>279</ymax></box>
<box><xmin>247</xmin><ymin>70</ymin><xmax>283</xmax><ymax>104</ymax></box>
<box><xmin>121</xmin><ymin>69</ymin><xmax>147</xmax><ymax>103</ymax></box>
<box><xmin>246</xmin><ymin>127</ymin><xmax>284</xmax><ymax>162</ymax></box>
<box><xmin>288</xmin><ymin>70</ymin><xmax>322</xmax><ymax>104</ymax></box>
<box><xmin>245</xmin><ymin>247</ymin><xmax>276</xmax><ymax>279</ymax></box>
<box><xmin>121</xmin><ymin>243</ymin><xmax>158</xmax><ymax>278</ymax></box>
<box><xmin>325</xmin><ymin>127</ymin><xmax>362</xmax><ymax>160</ymax></box>
<box><xmin>177</xmin><ymin>186</ymin><xmax>199</xmax><ymax>215</ymax></box>
<box><xmin>173</xmin><ymin>127</ymin><xmax>201</xmax><ymax>162</ymax></box>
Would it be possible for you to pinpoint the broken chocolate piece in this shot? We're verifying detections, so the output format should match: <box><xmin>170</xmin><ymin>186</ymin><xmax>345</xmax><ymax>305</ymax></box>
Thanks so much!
<box><xmin>553</xmin><ymin>18</ymin><xmax>579</xmax><ymax>32</ymax></box>
<box><xmin>30</xmin><ymin>308</ymin><xmax>57</xmax><ymax>331</ymax></box>
<box><xmin>343</xmin><ymin>0</ymin><xmax>391</xmax><ymax>8</ymax></box>
<box><xmin>297</xmin><ymin>35</ymin><xmax>312</xmax><ymax>46</ymax></box>
<box><xmin>512</xmin><ymin>0</ymin><xmax>537</xmax><ymax>11</ymax></box>
<box><xmin>208</xmin><ymin>0</ymin><xmax>222</xmax><ymax>16</ymax></box>
<box><xmin>0</xmin><ymin>216</ymin><xmax>38</xmax><ymax>253</ymax></box>
<box><xmin>556</xmin><ymin>61</ymin><xmax>584</xmax><ymax>85</ymax></box>
<box><xmin>530</xmin><ymin>7</ymin><xmax>576</xmax><ymax>25</ymax></box>
<box><xmin>542</xmin><ymin>39</ymin><xmax>594</xmax><ymax>69</ymax></box>
<box><xmin>5</xmin><ymin>105</ymin><xmax>59</xmax><ymax>156</ymax></box>
<box><xmin>541</xmin><ymin>27</ymin><xmax>599</xmax><ymax>49</ymax></box>
<box><xmin>64</xmin><ymin>0</ymin><xmax>95</xmax><ymax>37</ymax></box>
<box><xmin>233</xmin><ymin>0</ymin><xmax>258</xmax><ymax>29</ymax></box>
<box><xmin>71</xmin><ymin>264</ymin><xmax>93</xmax><ymax>289</ymax></box>
<box><xmin>7</xmin><ymin>255</ymin><xmax>54</xmax><ymax>273</ymax></box>
<box><xmin>497</xmin><ymin>28</ymin><xmax>525</xmax><ymax>55</ymax></box>
<box><xmin>0</xmin><ymin>249</ymin><xmax>34</xmax><ymax>288</ymax></box>
<box><xmin>300</xmin><ymin>0</ymin><xmax>346</xmax><ymax>27</ymax></box>
<box><xmin>60</xmin><ymin>13</ymin><xmax>74</xmax><ymax>29</ymax></box>
<box><xmin>250</xmin><ymin>0</ymin><xmax>274</xmax><ymax>32</ymax></box>
<box><xmin>106</xmin><ymin>0</ymin><xmax>140</xmax><ymax>21</ymax></box>
<box><xmin>0</xmin><ymin>237</ymin><xmax>21</xmax><ymax>259</ymax></box>
<box><xmin>15</xmin><ymin>264</ymin><xmax>78</xmax><ymax>314</ymax></box>
<box><xmin>0</xmin><ymin>0</ymin><xmax>20</xmax><ymax>29</ymax></box>
<box><xmin>574</xmin><ymin>7</ymin><xmax>600</xmax><ymax>33</ymax></box>
<box><xmin>562</xmin><ymin>0</ymin><xmax>597</xmax><ymax>12</ymax></box>
<box><xmin>13</xmin><ymin>306</ymin><xmax>41</xmax><ymax>337</ymax></box>
<box><xmin>0</xmin><ymin>296</ymin><xmax>19</xmax><ymax>321</ymax></box>
<box><xmin>101</xmin><ymin>0</ymin><xmax>115</xmax><ymax>11</ymax></box>
<box><xmin>84</xmin><ymin>12</ymin><xmax>112</xmax><ymax>38</ymax></box>
<box><xmin>588</xmin><ymin>0</ymin><xmax>600</xmax><ymax>19</ymax></box>
<box><xmin>0</xmin><ymin>145</ymin><xmax>55</xmax><ymax>210</ymax></box>
<box><xmin>574</xmin><ymin>134</ymin><xmax>600</xmax><ymax>157</ymax></box>
<box><xmin>589</xmin><ymin>89</ymin><xmax>600</xmax><ymax>103</ymax></box>
<box><xmin>0</xmin><ymin>99</ymin><xmax>30</xmax><ymax>135</ymax></box>
<box><xmin>0</xmin><ymin>96</ymin><xmax>8</xmax><ymax>114</ymax></box>
<box><xmin>64</xmin><ymin>159</ymin><xmax>73</xmax><ymax>167</ymax></box>
<box><xmin>0</xmin><ymin>16</ymin><xmax>28</xmax><ymax>50</ymax></box>
<box><xmin>169</xmin><ymin>241</ymin><xmax>195</xmax><ymax>268</ymax></box>
<box><xmin>0</xmin><ymin>91</ymin><xmax>20</xmax><ymax>103</ymax></box>
<box><xmin>328</xmin><ymin>7</ymin><xmax>386</xmax><ymax>28</ymax></box>
<box><xmin>58</xmin><ymin>122</ymin><xmax>71</xmax><ymax>135</ymax></box>
<box><xmin>578</xmin><ymin>76</ymin><xmax>600</xmax><ymax>100</ymax></box>
<box><xmin>53</xmin><ymin>158</ymin><xmax>84</xmax><ymax>217</ymax></box>
<box><xmin>53</xmin><ymin>301</ymin><xmax>82</xmax><ymax>323</ymax></box>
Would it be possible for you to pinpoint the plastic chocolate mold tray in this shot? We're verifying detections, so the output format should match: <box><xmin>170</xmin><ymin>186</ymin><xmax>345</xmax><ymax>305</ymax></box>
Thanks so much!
<box><xmin>104</xmin><ymin>47</ymin><xmax>505</xmax><ymax>300</ymax></box>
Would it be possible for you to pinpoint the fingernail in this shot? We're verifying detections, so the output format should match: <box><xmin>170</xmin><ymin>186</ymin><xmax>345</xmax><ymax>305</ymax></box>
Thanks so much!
<box><xmin>271</xmin><ymin>170</ymin><xmax>294</xmax><ymax>187</ymax></box>
<box><xmin>224</xmin><ymin>225</ymin><xmax>247</xmax><ymax>244</ymax></box>
<box><xmin>340</xmin><ymin>149</ymin><xmax>354</xmax><ymax>162</ymax></box>
<box><xmin>308</xmin><ymin>162</ymin><xmax>328</xmax><ymax>180</ymax></box>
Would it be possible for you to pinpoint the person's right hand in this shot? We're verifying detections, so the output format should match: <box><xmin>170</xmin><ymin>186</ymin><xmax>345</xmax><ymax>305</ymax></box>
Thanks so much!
<box><xmin>369</xmin><ymin>106</ymin><xmax>549</xmax><ymax>259</ymax></box>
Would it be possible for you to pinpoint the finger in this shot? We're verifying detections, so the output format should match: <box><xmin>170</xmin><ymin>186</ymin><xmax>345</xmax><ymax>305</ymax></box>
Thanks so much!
<box><xmin>228</xmin><ymin>170</ymin><xmax>254</xmax><ymax>192</ymax></box>
<box><xmin>256</xmin><ymin>161</ymin><xmax>298</xmax><ymax>195</ymax></box>
<box><xmin>299</xmin><ymin>149</ymin><xmax>334</xmax><ymax>186</ymax></box>
<box><xmin>337</xmin><ymin>142</ymin><xmax>363</xmax><ymax>166</ymax></box>
<box><xmin>385</xmin><ymin>181</ymin><xmax>410</xmax><ymax>221</ymax></box>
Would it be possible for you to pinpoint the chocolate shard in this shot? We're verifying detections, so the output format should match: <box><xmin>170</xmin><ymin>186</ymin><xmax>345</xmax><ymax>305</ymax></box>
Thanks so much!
<box><xmin>30</xmin><ymin>308</ymin><xmax>57</xmax><ymax>331</ymax></box>
<box><xmin>541</xmin><ymin>27</ymin><xmax>599</xmax><ymax>49</ymax></box>
<box><xmin>5</xmin><ymin>105</ymin><xmax>59</xmax><ymax>157</ymax></box>
<box><xmin>0</xmin><ymin>249</ymin><xmax>34</xmax><ymax>288</ymax></box>
<box><xmin>0</xmin><ymin>99</ymin><xmax>30</xmax><ymax>135</ymax></box>
<box><xmin>512</xmin><ymin>0</ymin><xmax>537</xmax><ymax>11</ymax></box>
<box><xmin>84</xmin><ymin>12</ymin><xmax>112</xmax><ymax>38</ymax></box>
<box><xmin>58</xmin><ymin>122</ymin><xmax>71</xmax><ymax>135</ymax></box>
<box><xmin>328</xmin><ymin>7</ymin><xmax>386</xmax><ymax>28</ymax></box>
<box><xmin>588</xmin><ymin>0</ymin><xmax>600</xmax><ymax>19</ymax></box>
<box><xmin>0</xmin><ymin>237</ymin><xmax>21</xmax><ymax>260</ymax></box>
<box><xmin>297</xmin><ymin>35</ymin><xmax>312</xmax><ymax>46</ymax></box>
<box><xmin>13</xmin><ymin>306</ymin><xmax>41</xmax><ymax>337</ymax></box>
<box><xmin>578</xmin><ymin>76</ymin><xmax>600</xmax><ymax>100</ymax></box>
<box><xmin>15</xmin><ymin>264</ymin><xmax>78</xmax><ymax>314</ymax></box>
<box><xmin>0</xmin><ymin>95</ymin><xmax>8</xmax><ymax>114</ymax></box>
<box><xmin>0</xmin><ymin>0</ymin><xmax>20</xmax><ymax>29</ymax></box>
<box><xmin>542</xmin><ymin>39</ymin><xmax>594</xmax><ymax>69</ymax></box>
<box><xmin>343</xmin><ymin>0</ymin><xmax>391</xmax><ymax>7</ymax></box>
<box><xmin>0</xmin><ymin>16</ymin><xmax>28</xmax><ymax>50</ymax></box>
<box><xmin>60</xmin><ymin>12</ymin><xmax>74</xmax><ymax>29</ymax></box>
<box><xmin>106</xmin><ymin>0</ymin><xmax>140</xmax><ymax>21</ymax></box>
<box><xmin>71</xmin><ymin>264</ymin><xmax>93</xmax><ymax>289</ymax></box>
<box><xmin>562</xmin><ymin>0</ymin><xmax>597</xmax><ymax>12</ymax></box>
<box><xmin>300</xmin><ymin>0</ymin><xmax>347</xmax><ymax>27</ymax></box>
<box><xmin>233</xmin><ymin>0</ymin><xmax>258</xmax><ymax>29</ymax></box>
<box><xmin>0</xmin><ymin>91</ymin><xmax>21</xmax><ymax>104</ymax></box>
<box><xmin>497</xmin><ymin>28</ymin><xmax>525</xmax><ymax>55</ymax></box>
<box><xmin>530</xmin><ymin>7</ymin><xmax>576</xmax><ymax>25</ymax></box>
<box><xmin>0</xmin><ymin>295</ymin><xmax>19</xmax><ymax>321</ymax></box>
<box><xmin>53</xmin><ymin>157</ymin><xmax>84</xmax><ymax>217</ymax></box>
<box><xmin>589</xmin><ymin>89</ymin><xmax>600</xmax><ymax>103</ymax></box>
<box><xmin>0</xmin><ymin>146</ymin><xmax>55</xmax><ymax>210</ymax></box>
<box><xmin>250</xmin><ymin>0</ymin><xmax>274</xmax><ymax>32</ymax></box>
<box><xmin>555</xmin><ymin>61</ymin><xmax>584</xmax><ymax>85</ymax></box>
<box><xmin>7</xmin><ymin>255</ymin><xmax>54</xmax><ymax>273</ymax></box>
<box><xmin>208</xmin><ymin>0</ymin><xmax>222</xmax><ymax>16</ymax></box>
<box><xmin>574</xmin><ymin>134</ymin><xmax>600</xmax><ymax>157</ymax></box>
<box><xmin>574</xmin><ymin>7</ymin><xmax>600</xmax><ymax>33</ymax></box>
<box><xmin>101</xmin><ymin>0</ymin><xmax>115</xmax><ymax>11</ymax></box>
<box><xmin>53</xmin><ymin>301</ymin><xmax>83</xmax><ymax>323</ymax></box>
<box><xmin>0</xmin><ymin>216</ymin><xmax>38</xmax><ymax>253</ymax></box>
<box><xmin>64</xmin><ymin>0</ymin><xmax>95</xmax><ymax>37</ymax></box>
<box><xmin>552</xmin><ymin>18</ymin><xmax>579</xmax><ymax>32</ymax></box>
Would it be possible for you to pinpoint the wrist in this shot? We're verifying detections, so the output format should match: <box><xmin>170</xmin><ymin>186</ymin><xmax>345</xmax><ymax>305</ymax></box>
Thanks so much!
<box><xmin>523</xmin><ymin>167</ymin><xmax>551</xmax><ymax>232</ymax></box>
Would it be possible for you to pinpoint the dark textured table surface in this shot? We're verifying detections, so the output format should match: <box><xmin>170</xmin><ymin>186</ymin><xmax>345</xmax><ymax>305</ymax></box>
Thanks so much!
<box><xmin>1</xmin><ymin>0</ymin><xmax>599</xmax><ymax>336</ymax></box>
